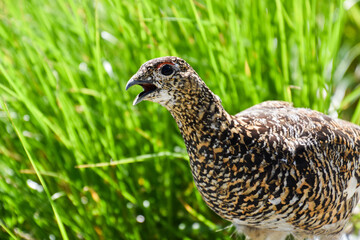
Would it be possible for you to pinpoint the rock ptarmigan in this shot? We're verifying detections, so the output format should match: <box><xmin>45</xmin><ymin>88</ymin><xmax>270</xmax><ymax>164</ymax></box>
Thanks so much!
<box><xmin>126</xmin><ymin>56</ymin><xmax>360</xmax><ymax>240</ymax></box>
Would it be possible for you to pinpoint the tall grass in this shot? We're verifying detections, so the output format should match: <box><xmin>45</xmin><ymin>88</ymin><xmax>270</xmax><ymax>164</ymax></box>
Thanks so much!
<box><xmin>0</xmin><ymin>0</ymin><xmax>359</xmax><ymax>239</ymax></box>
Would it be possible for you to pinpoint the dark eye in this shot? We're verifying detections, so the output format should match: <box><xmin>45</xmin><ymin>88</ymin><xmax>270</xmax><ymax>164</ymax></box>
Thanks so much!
<box><xmin>161</xmin><ymin>64</ymin><xmax>174</xmax><ymax>76</ymax></box>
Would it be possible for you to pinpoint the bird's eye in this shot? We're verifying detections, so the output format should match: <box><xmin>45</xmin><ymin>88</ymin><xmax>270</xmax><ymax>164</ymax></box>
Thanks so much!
<box><xmin>161</xmin><ymin>64</ymin><xmax>174</xmax><ymax>76</ymax></box>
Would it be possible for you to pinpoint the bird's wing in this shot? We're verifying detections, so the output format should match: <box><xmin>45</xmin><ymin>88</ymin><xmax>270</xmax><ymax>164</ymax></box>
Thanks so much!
<box><xmin>236</xmin><ymin>100</ymin><xmax>360</xmax><ymax>144</ymax></box>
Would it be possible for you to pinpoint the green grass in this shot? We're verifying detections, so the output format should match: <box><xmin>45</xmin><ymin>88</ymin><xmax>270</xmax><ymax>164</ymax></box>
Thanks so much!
<box><xmin>0</xmin><ymin>0</ymin><xmax>359</xmax><ymax>239</ymax></box>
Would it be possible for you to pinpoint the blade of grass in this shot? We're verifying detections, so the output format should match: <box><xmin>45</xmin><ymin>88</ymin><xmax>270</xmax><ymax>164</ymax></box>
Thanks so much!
<box><xmin>75</xmin><ymin>151</ymin><xmax>188</xmax><ymax>168</ymax></box>
<box><xmin>275</xmin><ymin>0</ymin><xmax>291</xmax><ymax>102</ymax></box>
<box><xmin>0</xmin><ymin>220</ymin><xmax>19</xmax><ymax>240</ymax></box>
<box><xmin>0</xmin><ymin>100</ymin><xmax>69</xmax><ymax>240</ymax></box>
<box><xmin>179</xmin><ymin>198</ymin><xmax>218</xmax><ymax>230</ymax></box>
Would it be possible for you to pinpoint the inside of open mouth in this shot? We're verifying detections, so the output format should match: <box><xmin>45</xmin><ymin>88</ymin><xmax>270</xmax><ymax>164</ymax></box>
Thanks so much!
<box><xmin>139</xmin><ymin>83</ymin><xmax>157</xmax><ymax>97</ymax></box>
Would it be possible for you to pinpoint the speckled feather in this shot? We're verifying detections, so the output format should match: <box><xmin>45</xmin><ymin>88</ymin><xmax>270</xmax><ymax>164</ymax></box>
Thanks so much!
<box><xmin>126</xmin><ymin>56</ymin><xmax>360</xmax><ymax>240</ymax></box>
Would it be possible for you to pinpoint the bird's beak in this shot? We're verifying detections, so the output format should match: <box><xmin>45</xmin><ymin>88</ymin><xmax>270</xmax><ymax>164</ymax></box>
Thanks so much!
<box><xmin>125</xmin><ymin>77</ymin><xmax>158</xmax><ymax>105</ymax></box>
<box><xmin>125</xmin><ymin>77</ymin><xmax>140</xmax><ymax>91</ymax></box>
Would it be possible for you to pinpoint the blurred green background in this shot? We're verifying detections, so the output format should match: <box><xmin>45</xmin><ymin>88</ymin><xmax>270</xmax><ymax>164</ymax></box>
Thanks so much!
<box><xmin>1</xmin><ymin>0</ymin><xmax>360</xmax><ymax>239</ymax></box>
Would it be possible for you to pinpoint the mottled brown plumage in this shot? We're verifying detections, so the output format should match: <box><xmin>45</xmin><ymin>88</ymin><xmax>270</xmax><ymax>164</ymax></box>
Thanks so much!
<box><xmin>126</xmin><ymin>56</ymin><xmax>360</xmax><ymax>240</ymax></box>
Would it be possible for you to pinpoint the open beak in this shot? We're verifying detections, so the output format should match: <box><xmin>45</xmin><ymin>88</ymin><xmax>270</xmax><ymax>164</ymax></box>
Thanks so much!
<box><xmin>125</xmin><ymin>78</ymin><xmax>158</xmax><ymax>105</ymax></box>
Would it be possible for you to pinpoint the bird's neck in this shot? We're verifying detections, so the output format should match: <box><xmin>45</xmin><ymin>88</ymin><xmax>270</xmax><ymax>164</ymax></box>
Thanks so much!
<box><xmin>167</xmin><ymin>87</ymin><xmax>235</xmax><ymax>164</ymax></box>
<box><xmin>166</xmin><ymin>87</ymin><xmax>247</xmax><ymax>220</ymax></box>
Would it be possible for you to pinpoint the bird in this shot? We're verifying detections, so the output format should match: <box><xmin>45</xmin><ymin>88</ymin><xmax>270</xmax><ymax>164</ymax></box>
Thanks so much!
<box><xmin>126</xmin><ymin>56</ymin><xmax>360</xmax><ymax>240</ymax></box>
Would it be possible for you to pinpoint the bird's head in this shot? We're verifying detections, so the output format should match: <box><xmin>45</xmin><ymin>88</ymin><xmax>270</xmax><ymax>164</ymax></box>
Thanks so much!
<box><xmin>126</xmin><ymin>56</ymin><xmax>205</xmax><ymax>108</ymax></box>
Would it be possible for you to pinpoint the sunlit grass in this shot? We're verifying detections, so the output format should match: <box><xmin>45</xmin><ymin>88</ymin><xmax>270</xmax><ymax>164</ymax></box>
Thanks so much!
<box><xmin>0</xmin><ymin>0</ymin><xmax>359</xmax><ymax>239</ymax></box>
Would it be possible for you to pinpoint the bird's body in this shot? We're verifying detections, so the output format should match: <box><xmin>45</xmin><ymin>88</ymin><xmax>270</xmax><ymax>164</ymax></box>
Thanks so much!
<box><xmin>126</xmin><ymin>56</ymin><xmax>360</xmax><ymax>240</ymax></box>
